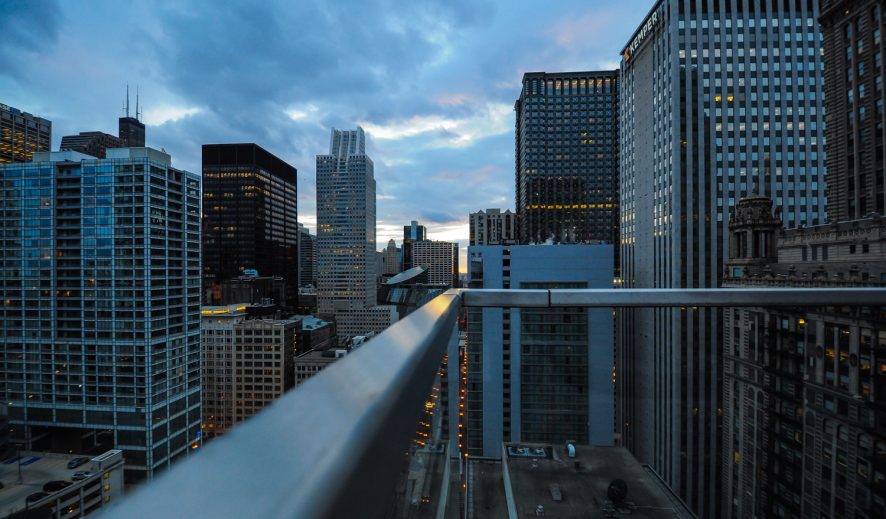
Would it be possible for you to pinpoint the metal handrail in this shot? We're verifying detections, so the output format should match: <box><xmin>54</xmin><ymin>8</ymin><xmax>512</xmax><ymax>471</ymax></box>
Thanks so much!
<box><xmin>459</xmin><ymin>287</ymin><xmax>886</xmax><ymax>307</ymax></box>
<box><xmin>105</xmin><ymin>287</ymin><xmax>886</xmax><ymax>518</ymax></box>
<box><xmin>107</xmin><ymin>291</ymin><xmax>461</xmax><ymax>519</ymax></box>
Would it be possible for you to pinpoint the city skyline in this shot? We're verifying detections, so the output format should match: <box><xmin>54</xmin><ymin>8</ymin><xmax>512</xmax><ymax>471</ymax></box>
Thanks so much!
<box><xmin>0</xmin><ymin>0</ymin><xmax>651</xmax><ymax>268</ymax></box>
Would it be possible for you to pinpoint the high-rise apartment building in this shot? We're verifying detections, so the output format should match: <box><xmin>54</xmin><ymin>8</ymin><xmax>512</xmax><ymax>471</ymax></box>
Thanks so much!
<box><xmin>462</xmin><ymin>245</ymin><xmax>614</xmax><ymax>458</ymax></box>
<box><xmin>515</xmin><ymin>71</ymin><xmax>618</xmax><ymax>245</ymax></box>
<box><xmin>722</xmin><ymin>196</ymin><xmax>886</xmax><ymax>518</ymax></box>
<box><xmin>297</xmin><ymin>223</ymin><xmax>316</xmax><ymax>288</ymax></box>
<box><xmin>411</xmin><ymin>240</ymin><xmax>458</xmax><ymax>287</ymax></box>
<box><xmin>316</xmin><ymin>127</ymin><xmax>396</xmax><ymax>339</ymax></box>
<box><xmin>402</xmin><ymin>220</ymin><xmax>427</xmax><ymax>270</ymax></box>
<box><xmin>200</xmin><ymin>304</ymin><xmax>297</xmax><ymax>439</ymax></box>
<box><xmin>0</xmin><ymin>102</ymin><xmax>51</xmax><ymax>163</ymax></box>
<box><xmin>469</xmin><ymin>208</ymin><xmax>517</xmax><ymax>246</ymax></box>
<box><xmin>617</xmin><ymin>2</ymin><xmax>827</xmax><ymax>515</ymax></box>
<box><xmin>202</xmin><ymin>143</ymin><xmax>298</xmax><ymax>306</ymax></box>
<box><xmin>0</xmin><ymin>148</ymin><xmax>202</xmax><ymax>483</ymax></box>
<box><xmin>820</xmin><ymin>0</ymin><xmax>886</xmax><ymax>220</ymax></box>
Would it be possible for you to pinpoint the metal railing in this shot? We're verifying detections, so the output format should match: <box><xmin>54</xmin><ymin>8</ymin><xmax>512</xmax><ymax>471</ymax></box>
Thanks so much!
<box><xmin>105</xmin><ymin>287</ymin><xmax>886</xmax><ymax>518</ymax></box>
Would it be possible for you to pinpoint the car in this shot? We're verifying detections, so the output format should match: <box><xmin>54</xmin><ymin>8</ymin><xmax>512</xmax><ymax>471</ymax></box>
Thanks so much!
<box><xmin>67</xmin><ymin>457</ymin><xmax>89</xmax><ymax>469</ymax></box>
<box><xmin>71</xmin><ymin>471</ymin><xmax>92</xmax><ymax>481</ymax></box>
<box><xmin>26</xmin><ymin>492</ymin><xmax>49</xmax><ymax>503</ymax></box>
<box><xmin>43</xmin><ymin>480</ymin><xmax>72</xmax><ymax>492</ymax></box>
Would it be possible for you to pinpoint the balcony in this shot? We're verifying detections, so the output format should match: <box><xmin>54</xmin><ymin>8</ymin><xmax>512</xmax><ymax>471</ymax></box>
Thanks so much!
<box><xmin>104</xmin><ymin>287</ymin><xmax>886</xmax><ymax>518</ymax></box>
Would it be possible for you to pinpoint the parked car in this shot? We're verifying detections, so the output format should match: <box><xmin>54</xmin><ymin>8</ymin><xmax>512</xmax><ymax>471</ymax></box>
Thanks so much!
<box><xmin>67</xmin><ymin>457</ymin><xmax>90</xmax><ymax>469</ymax></box>
<box><xmin>71</xmin><ymin>471</ymin><xmax>92</xmax><ymax>481</ymax></box>
<box><xmin>43</xmin><ymin>480</ymin><xmax>72</xmax><ymax>492</ymax></box>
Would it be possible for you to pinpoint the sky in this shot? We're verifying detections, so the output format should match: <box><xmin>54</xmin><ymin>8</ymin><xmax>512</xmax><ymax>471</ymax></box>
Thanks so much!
<box><xmin>0</xmin><ymin>0</ymin><xmax>651</xmax><ymax>270</ymax></box>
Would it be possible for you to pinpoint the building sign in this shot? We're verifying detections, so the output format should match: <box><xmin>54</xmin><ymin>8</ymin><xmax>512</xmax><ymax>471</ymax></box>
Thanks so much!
<box><xmin>623</xmin><ymin>6</ymin><xmax>662</xmax><ymax>62</ymax></box>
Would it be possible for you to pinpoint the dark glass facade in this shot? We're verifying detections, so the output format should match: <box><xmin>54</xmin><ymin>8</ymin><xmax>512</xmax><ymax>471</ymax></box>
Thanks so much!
<box><xmin>202</xmin><ymin>144</ymin><xmax>298</xmax><ymax>307</ymax></box>
<box><xmin>514</xmin><ymin>71</ymin><xmax>618</xmax><ymax>245</ymax></box>
<box><xmin>519</xmin><ymin>282</ymin><xmax>589</xmax><ymax>444</ymax></box>
<box><xmin>118</xmin><ymin>116</ymin><xmax>146</xmax><ymax>147</ymax></box>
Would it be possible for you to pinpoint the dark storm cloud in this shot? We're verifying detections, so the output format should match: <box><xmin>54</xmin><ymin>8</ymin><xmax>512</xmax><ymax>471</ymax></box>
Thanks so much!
<box><xmin>0</xmin><ymin>0</ymin><xmax>61</xmax><ymax>76</ymax></box>
<box><xmin>0</xmin><ymin>0</ymin><xmax>652</xmax><ymax>264</ymax></box>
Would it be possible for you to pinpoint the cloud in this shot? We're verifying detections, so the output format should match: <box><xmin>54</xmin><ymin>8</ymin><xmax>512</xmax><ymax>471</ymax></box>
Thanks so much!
<box><xmin>359</xmin><ymin>102</ymin><xmax>512</xmax><ymax>148</ymax></box>
<box><xmin>144</xmin><ymin>105</ymin><xmax>202</xmax><ymax>126</ymax></box>
<box><xmin>1</xmin><ymin>0</ymin><xmax>651</xmax><ymax>255</ymax></box>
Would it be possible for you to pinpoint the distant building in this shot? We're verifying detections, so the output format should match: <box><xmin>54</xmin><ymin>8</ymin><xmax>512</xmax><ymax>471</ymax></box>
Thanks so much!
<box><xmin>60</xmin><ymin>131</ymin><xmax>123</xmax><ymax>159</ymax></box>
<box><xmin>462</xmin><ymin>245</ymin><xmax>614</xmax><ymax>458</ymax></box>
<box><xmin>316</xmin><ymin>127</ymin><xmax>396</xmax><ymax>339</ymax></box>
<box><xmin>402</xmin><ymin>220</ymin><xmax>427</xmax><ymax>270</ymax></box>
<box><xmin>118</xmin><ymin>116</ymin><xmax>145</xmax><ymax>147</ymax></box>
<box><xmin>211</xmin><ymin>274</ymin><xmax>286</xmax><ymax>307</ymax></box>
<box><xmin>297</xmin><ymin>224</ymin><xmax>316</xmax><ymax>288</ymax></box>
<box><xmin>294</xmin><ymin>314</ymin><xmax>336</xmax><ymax>352</ymax></box>
<box><xmin>383</xmin><ymin>239</ymin><xmax>400</xmax><ymax>276</ymax></box>
<box><xmin>0</xmin><ymin>102</ymin><xmax>51</xmax><ymax>163</ymax></box>
<box><xmin>411</xmin><ymin>240</ymin><xmax>459</xmax><ymax>287</ymax></box>
<box><xmin>60</xmin><ymin>103</ymin><xmax>146</xmax><ymax>159</ymax></box>
<box><xmin>0</xmin><ymin>148</ymin><xmax>201</xmax><ymax>483</ymax></box>
<box><xmin>0</xmin><ymin>449</ymin><xmax>125</xmax><ymax>517</ymax></box>
<box><xmin>469</xmin><ymin>208</ymin><xmax>517</xmax><ymax>246</ymax></box>
<box><xmin>722</xmin><ymin>196</ymin><xmax>886</xmax><ymax>519</ymax></box>
<box><xmin>200</xmin><ymin>304</ymin><xmax>298</xmax><ymax>439</ymax></box>
<box><xmin>294</xmin><ymin>348</ymin><xmax>347</xmax><ymax>386</ymax></box>
<box><xmin>202</xmin><ymin>143</ymin><xmax>299</xmax><ymax>306</ymax></box>
<box><xmin>515</xmin><ymin>71</ymin><xmax>618</xmax><ymax>245</ymax></box>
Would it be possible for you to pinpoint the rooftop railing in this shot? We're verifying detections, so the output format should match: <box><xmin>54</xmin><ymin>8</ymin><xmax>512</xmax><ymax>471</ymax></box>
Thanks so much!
<box><xmin>105</xmin><ymin>287</ymin><xmax>886</xmax><ymax>518</ymax></box>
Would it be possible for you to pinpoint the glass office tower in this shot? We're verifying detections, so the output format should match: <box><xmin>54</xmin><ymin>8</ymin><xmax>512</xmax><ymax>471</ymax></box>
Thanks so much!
<box><xmin>618</xmin><ymin>1</ymin><xmax>827</xmax><ymax>516</ymax></box>
<box><xmin>0</xmin><ymin>148</ymin><xmax>202</xmax><ymax>482</ymax></box>
<box><xmin>515</xmin><ymin>71</ymin><xmax>618</xmax><ymax>246</ymax></box>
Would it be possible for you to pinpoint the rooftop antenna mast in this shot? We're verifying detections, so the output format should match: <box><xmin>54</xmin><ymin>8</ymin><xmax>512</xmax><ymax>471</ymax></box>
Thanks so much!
<box><xmin>136</xmin><ymin>85</ymin><xmax>141</xmax><ymax>121</ymax></box>
<box><xmin>125</xmin><ymin>83</ymin><xmax>131</xmax><ymax>118</ymax></box>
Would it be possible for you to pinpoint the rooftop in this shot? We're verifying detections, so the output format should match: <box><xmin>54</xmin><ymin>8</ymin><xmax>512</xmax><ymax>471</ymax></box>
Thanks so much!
<box><xmin>502</xmin><ymin>443</ymin><xmax>695</xmax><ymax>519</ymax></box>
<box><xmin>0</xmin><ymin>450</ymin><xmax>120</xmax><ymax>516</ymax></box>
<box><xmin>293</xmin><ymin>314</ymin><xmax>330</xmax><ymax>330</ymax></box>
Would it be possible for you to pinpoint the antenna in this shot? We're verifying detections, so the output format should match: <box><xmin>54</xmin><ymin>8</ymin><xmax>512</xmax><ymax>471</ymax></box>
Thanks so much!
<box><xmin>135</xmin><ymin>85</ymin><xmax>140</xmax><ymax>121</ymax></box>
<box><xmin>125</xmin><ymin>83</ymin><xmax>130</xmax><ymax>118</ymax></box>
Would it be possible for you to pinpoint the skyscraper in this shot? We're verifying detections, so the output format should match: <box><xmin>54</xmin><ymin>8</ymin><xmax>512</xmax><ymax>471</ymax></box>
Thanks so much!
<box><xmin>118</xmin><ymin>117</ymin><xmax>145</xmax><ymax>148</ymax></box>
<box><xmin>469</xmin><ymin>208</ymin><xmax>517</xmax><ymax>246</ymax></box>
<box><xmin>402</xmin><ymin>220</ymin><xmax>427</xmax><ymax>270</ymax></box>
<box><xmin>618</xmin><ymin>1</ymin><xmax>827</xmax><ymax>515</ymax></box>
<box><xmin>820</xmin><ymin>0</ymin><xmax>886</xmax><ymax>220</ymax></box>
<box><xmin>0</xmin><ymin>147</ymin><xmax>202</xmax><ymax>483</ymax></box>
<box><xmin>202</xmin><ymin>143</ymin><xmax>298</xmax><ymax>306</ymax></box>
<box><xmin>515</xmin><ymin>71</ymin><xmax>618</xmax><ymax>245</ymax></box>
<box><xmin>0</xmin><ymin>102</ymin><xmax>51</xmax><ymax>163</ymax></box>
<box><xmin>315</xmin><ymin>127</ymin><xmax>396</xmax><ymax>339</ymax></box>
<box><xmin>383</xmin><ymin>238</ymin><xmax>400</xmax><ymax>275</ymax></box>
<box><xmin>297</xmin><ymin>223</ymin><xmax>317</xmax><ymax>288</ymax></box>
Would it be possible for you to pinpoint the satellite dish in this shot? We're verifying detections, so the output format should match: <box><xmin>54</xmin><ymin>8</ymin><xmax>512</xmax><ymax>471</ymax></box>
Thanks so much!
<box><xmin>607</xmin><ymin>479</ymin><xmax>628</xmax><ymax>504</ymax></box>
